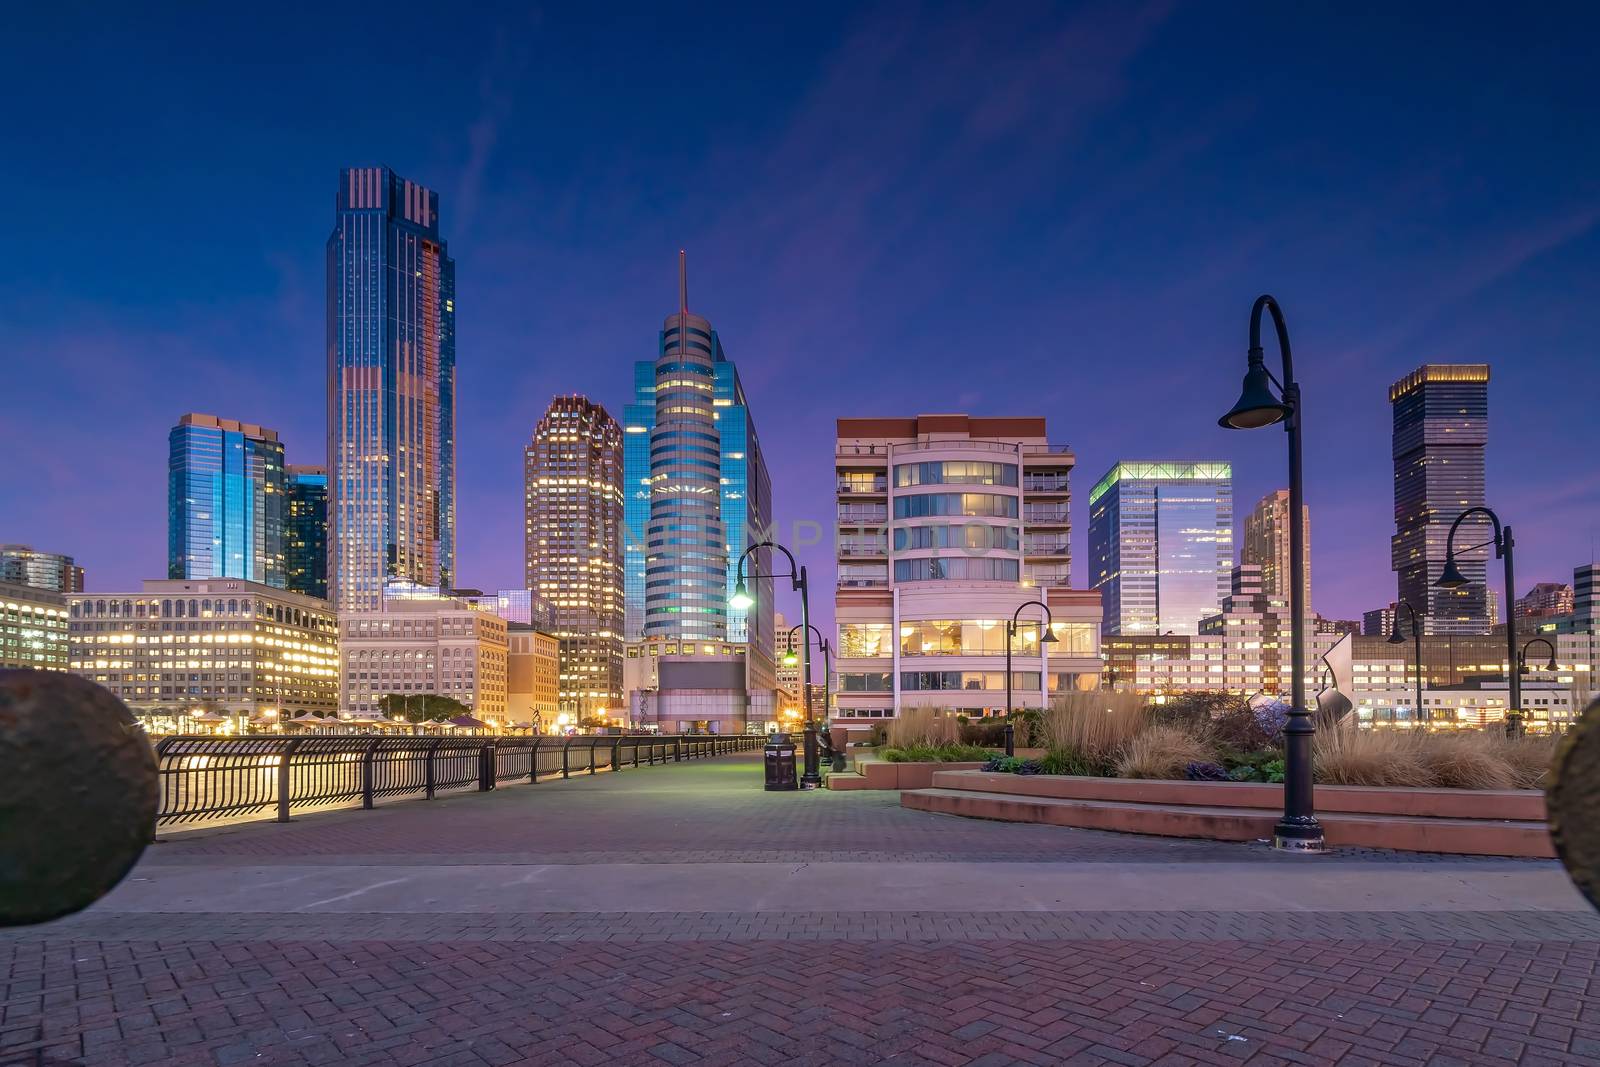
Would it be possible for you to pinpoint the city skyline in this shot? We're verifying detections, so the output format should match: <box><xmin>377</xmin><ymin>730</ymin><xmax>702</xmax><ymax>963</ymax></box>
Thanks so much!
<box><xmin>5</xmin><ymin>5</ymin><xmax>1599</xmax><ymax>632</ymax></box>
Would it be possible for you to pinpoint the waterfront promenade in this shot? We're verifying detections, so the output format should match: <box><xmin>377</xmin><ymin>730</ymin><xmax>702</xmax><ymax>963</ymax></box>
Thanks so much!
<box><xmin>3</xmin><ymin>753</ymin><xmax>1598</xmax><ymax>1065</ymax></box>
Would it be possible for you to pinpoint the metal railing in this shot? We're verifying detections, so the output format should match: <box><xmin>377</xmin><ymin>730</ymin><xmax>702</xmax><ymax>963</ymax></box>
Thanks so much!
<box><xmin>151</xmin><ymin>734</ymin><xmax>762</xmax><ymax>826</ymax></box>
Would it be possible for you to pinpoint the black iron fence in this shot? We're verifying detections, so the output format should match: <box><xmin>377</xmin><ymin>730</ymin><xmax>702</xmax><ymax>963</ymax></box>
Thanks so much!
<box><xmin>151</xmin><ymin>734</ymin><xmax>761</xmax><ymax>826</ymax></box>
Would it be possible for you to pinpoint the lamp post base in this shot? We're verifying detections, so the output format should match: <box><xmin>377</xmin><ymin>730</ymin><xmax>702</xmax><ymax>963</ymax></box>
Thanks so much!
<box><xmin>1272</xmin><ymin>818</ymin><xmax>1326</xmax><ymax>853</ymax></box>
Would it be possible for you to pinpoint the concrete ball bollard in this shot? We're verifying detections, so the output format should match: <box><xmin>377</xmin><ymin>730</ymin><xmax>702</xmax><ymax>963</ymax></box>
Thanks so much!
<box><xmin>0</xmin><ymin>669</ymin><xmax>158</xmax><ymax>926</ymax></box>
<box><xmin>1547</xmin><ymin>695</ymin><xmax>1600</xmax><ymax>914</ymax></box>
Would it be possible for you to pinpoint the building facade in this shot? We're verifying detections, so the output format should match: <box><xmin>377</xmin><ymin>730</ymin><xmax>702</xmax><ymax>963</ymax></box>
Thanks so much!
<box><xmin>67</xmin><ymin>579</ymin><xmax>339</xmax><ymax>720</ymax></box>
<box><xmin>338</xmin><ymin>592</ymin><xmax>508</xmax><ymax>720</ymax></box>
<box><xmin>285</xmin><ymin>465</ymin><xmax>328</xmax><ymax>600</ymax></box>
<box><xmin>0</xmin><ymin>545</ymin><xmax>84</xmax><ymax>593</ymax></box>
<box><xmin>327</xmin><ymin>165</ymin><xmax>457</xmax><ymax>610</ymax></box>
<box><xmin>1</xmin><ymin>582</ymin><xmax>69</xmax><ymax>671</ymax></box>
<box><xmin>525</xmin><ymin>395</ymin><xmax>625</xmax><ymax>716</ymax></box>
<box><xmin>1089</xmin><ymin>461</ymin><xmax>1232</xmax><ymax>636</ymax></box>
<box><xmin>832</xmin><ymin>415</ymin><xmax>1100</xmax><ymax>721</ymax></box>
<box><xmin>168</xmin><ymin>414</ymin><xmax>286</xmax><ymax>587</ymax></box>
<box><xmin>506</xmin><ymin>624</ymin><xmax>560</xmax><ymax>726</ymax></box>
<box><xmin>1389</xmin><ymin>364</ymin><xmax>1491</xmax><ymax>635</ymax></box>
<box><xmin>621</xmin><ymin>256</ymin><xmax>776</xmax><ymax>721</ymax></box>
<box><xmin>1241</xmin><ymin>488</ymin><xmax>1310</xmax><ymax>612</ymax></box>
<box><xmin>455</xmin><ymin>588</ymin><xmax>553</xmax><ymax>629</ymax></box>
<box><xmin>623</xmin><ymin>635</ymin><xmax>756</xmax><ymax>733</ymax></box>
<box><xmin>1517</xmin><ymin>582</ymin><xmax>1575</xmax><ymax>620</ymax></box>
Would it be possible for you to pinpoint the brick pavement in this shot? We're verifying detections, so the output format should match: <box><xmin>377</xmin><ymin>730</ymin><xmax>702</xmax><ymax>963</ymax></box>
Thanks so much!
<box><xmin>3</xmin><ymin>753</ymin><xmax>1598</xmax><ymax>1066</ymax></box>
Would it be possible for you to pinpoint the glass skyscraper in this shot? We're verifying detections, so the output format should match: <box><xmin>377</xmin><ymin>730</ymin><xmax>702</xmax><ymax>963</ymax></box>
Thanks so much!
<box><xmin>327</xmin><ymin>166</ymin><xmax>456</xmax><ymax>610</ymax></box>
<box><xmin>0</xmin><ymin>545</ymin><xmax>84</xmax><ymax>593</ymax></box>
<box><xmin>1089</xmin><ymin>461</ymin><xmax>1232</xmax><ymax>635</ymax></box>
<box><xmin>285</xmin><ymin>465</ymin><xmax>328</xmax><ymax>600</ymax></box>
<box><xmin>167</xmin><ymin>414</ymin><xmax>286</xmax><ymax>587</ymax></box>
<box><xmin>622</xmin><ymin>255</ymin><xmax>773</xmax><ymax>661</ymax></box>
<box><xmin>1390</xmin><ymin>364</ymin><xmax>1491</xmax><ymax>634</ymax></box>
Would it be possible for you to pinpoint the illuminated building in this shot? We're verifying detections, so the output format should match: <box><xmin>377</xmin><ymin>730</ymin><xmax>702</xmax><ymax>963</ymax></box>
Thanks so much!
<box><xmin>623</xmin><ymin>636</ymin><xmax>758</xmax><ymax>733</ymax></box>
<box><xmin>67</xmin><ymin>579</ymin><xmax>339</xmax><ymax>720</ymax></box>
<box><xmin>1389</xmin><ymin>363</ymin><xmax>1491</xmax><ymax>634</ymax></box>
<box><xmin>1241</xmin><ymin>488</ymin><xmax>1310</xmax><ymax>611</ymax></box>
<box><xmin>525</xmin><ymin>395</ymin><xmax>624</xmax><ymax>716</ymax></box>
<box><xmin>506</xmin><ymin>624</ymin><xmax>561</xmax><ymax>725</ymax></box>
<box><xmin>285</xmin><ymin>465</ymin><xmax>328</xmax><ymax>599</ymax></box>
<box><xmin>832</xmin><ymin>415</ymin><xmax>1100</xmax><ymax>722</ymax></box>
<box><xmin>328</xmin><ymin>166</ymin><xmax>456</xmax><ymax>610</ymax></box>
<box><xmin>1517</xmin><ymin>582</ymin><xmax>1574</xmax><ymax>620</ymax></box>
<box><xmin>338</xmin><ymin>589</ymin><xmax>507</xmax><ymax>719</ymax></box>
<box><xmin>0</xmin><ymin>544</ymin><xmax>84</xmax><ymax>593</ymax></box>
<box><xmin>1090</xmin><ymin>460</ymin><xmax>1232</xmax><ymax>635</ymax></box>
<box><xmin>168</xmin><ymin>414</ymin><xmax>286</xmax><ymax>586</ymax></box>
<box><xmin>1</xmin><ymin>582</ymin><xmax>69</xmax><ymax>671</ymax></box>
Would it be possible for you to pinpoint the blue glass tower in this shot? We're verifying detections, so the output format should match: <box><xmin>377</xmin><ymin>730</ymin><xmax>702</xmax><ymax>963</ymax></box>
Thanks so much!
<box><xmin>168</xmin><ymin>414</ymin><xmax>286</xmax><ymax>586</ymax></box>
<box><xmin>622</xmin><ymin>361</ymin><xmax>657</xmax><ymax>640</ymax></box>
<box><xmin>285</xmin><ymin>465</ymin><xmax>329</xmax><ymax>600</ymax></box>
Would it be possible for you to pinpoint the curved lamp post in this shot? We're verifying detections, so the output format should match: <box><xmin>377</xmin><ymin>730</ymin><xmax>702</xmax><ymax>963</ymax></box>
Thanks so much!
<box><xmin>1005</xmin><ymin>600</ymin><xmax>1056</xmax><ymax>757</ymax></box>
<box><xmin>1435</xmin><ymin>507</ymin><xmax>1519</xmax><ymax>735</ymax></box>
<box><xmin>1517</xmin><ymin>638</ymin><xmax>1558</xmax><ymax>729</ymax></box>
<box><xmin>733</xmin><ymin>541</ymin><xmax>822</xmax><ymax>785</ymax></box>
<box><xmin>784</xmin><ymin>622</ymin><xmax>834</xmax><ymax>726</ymax></box>
<box><xmin>1217</xmin><ymin>294</ymin><xmax>1321</xmax><ymax>852</ymax></box>
<box><xmin>1387</xmin><ymin>601</ymin><xmax>1426</xmax><ymax>726</ymax></box>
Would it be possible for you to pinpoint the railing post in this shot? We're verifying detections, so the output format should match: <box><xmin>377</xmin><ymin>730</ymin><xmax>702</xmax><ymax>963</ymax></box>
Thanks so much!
<box><xmin>276</xmin><ymin>739</ymin><xmax>303</xmax><ymax>823</ymax></box>
<box><xmin>633</xmin><ymin>740</ymin><xmax>641</xmax><ymax>768</ymax></box>
<box><xmin>361</xmin><ymin>737</ymin><xmax>380</xmax><ymax>809</ymax></box>
<box><xmin>674</xmin><ymin>737</ymin><xmax>682</xmax><ymax>762</ymax></box>
<box><xmin>480</xmin><ymin>741</ymin><xmax>495</xmax><ymax>792</ymax></box>
<box><xmin>425</xmin><ymin>737</ymin><xmax>444</xmax><ymax>799</ymax></box>
<box><xmin>529</xmin><ymin>737</ymin><xmax>542</xmax><ymax>783</ymax></box>
<box><xmin>612</xmin><ymin>737</ymin><xmax>624</xmax><ymax>772</ymax></box>
<box><xmin>589</xmin><ymin>739</ymin><xmax>598</xmax><ymax>775</ymax></box>
<box><xmin>562</xmin><ymin>738</ymin><xmax>571</xmax><ymax>780</ymax></box>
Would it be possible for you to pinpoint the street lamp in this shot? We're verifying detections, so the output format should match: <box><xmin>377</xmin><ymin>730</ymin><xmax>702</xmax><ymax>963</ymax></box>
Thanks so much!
<box><xmin>1005</xmin><ymin>599</ymin><xmax>1056</xmax><ymax>757</ymax></box>
<box><xmin>1218</xmin><ymin>294</ymin><xmax>1321</xmax><ymax>853</ymax></box>
<box><xmin>787</xmin><ymin>622</ymin><xmax>834</xmax><ymax>728</ymax></box>
<box><xmin>735</xmin><ymin>541</ymin><xmax>822</xmax><ymax>785</ymax></box>
<box><xmin>1386</xmin><ymin>601</ymin><xmax>1426</xmax><ymax>726</ymax></box>
<box><xmin>1436</xmin><ymin>507</ymin><xmax>1520</xmax><ymax>735</ymax></box>
<box><xmin>1518</xmin><ymin>637</ymin><xmax>1558</xmax><ymax>674</ymax></box>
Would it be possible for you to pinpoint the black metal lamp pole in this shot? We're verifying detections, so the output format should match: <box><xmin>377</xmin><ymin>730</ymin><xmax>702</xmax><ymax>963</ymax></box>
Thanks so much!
<box><xmin>1436</xmin><ymin>508</ymin><xmax>1518</xmax><ymax>736</ymax></box>
<box><xmin>1004</xmin><ymin>599</ymin><xmax>1056</xmax><ymax>757</ymax></box>
<box><xmin>735</xmin><ymin>541</ymin><xmax>819</xmax><ymax>784</ymax></box>
<box><xmin>786</xmin><ymin>621</ymin><xmax>834</xmax><ymax>730</ymax></box>
<box><xmin>1387</xmin><ymin>601</ymin><xmax>1426</xmax><ymax>726</ymax></box>
<box><xmin>1517</xmin><ymin>637</ymin><xmax>1558</xmax><ymax>729</ymax></box>
<box><xmin>1218</xmin><ymin>294</ymin><xmax>1322</xmax><ymax>852</ymax></box>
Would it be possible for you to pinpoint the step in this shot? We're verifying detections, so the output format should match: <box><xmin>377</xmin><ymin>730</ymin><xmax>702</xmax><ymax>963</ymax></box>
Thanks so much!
<box><xmin>825</xmin><ymin>771</ymin><xmax>870</xmax><ymax>791</ymax></box>
<box><xmin>902</xmin><ymin>788</ymin><xmax>1556</xmax><ymax>858</ymax></box>
<box><xmin>927</xmin><ymin>770</ymin><xmax>1547</xmax><ymax>822</ymax></box>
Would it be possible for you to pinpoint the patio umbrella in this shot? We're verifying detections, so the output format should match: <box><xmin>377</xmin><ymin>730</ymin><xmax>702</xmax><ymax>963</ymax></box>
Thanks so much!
<box><xmin>285</xmin><ymin>713</ymin><xmax>331</xmax><ymax>728</ymax></box>
<box><xmin>448</xmin><ymin>714</ymin><xmax>489</xmax><ymax>729</ymax></box>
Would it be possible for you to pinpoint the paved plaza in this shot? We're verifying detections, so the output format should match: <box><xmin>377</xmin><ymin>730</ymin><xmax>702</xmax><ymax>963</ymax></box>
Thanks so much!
<box><xmin>4</xmin><ymin>754</ymin><xmax>1600</xmax><ymax>1066</ymax></box>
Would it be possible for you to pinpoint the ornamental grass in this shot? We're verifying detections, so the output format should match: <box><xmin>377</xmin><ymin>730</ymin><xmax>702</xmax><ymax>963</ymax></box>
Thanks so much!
<box><xmin>1115</xmin><ymin>724</ymin><xmax>1216</xmax><ymax>780</ymax></box>
<box><xmin>885</xmin><ymin>707</ymin><xmax>961</xmax><ymax>748</ymax></box>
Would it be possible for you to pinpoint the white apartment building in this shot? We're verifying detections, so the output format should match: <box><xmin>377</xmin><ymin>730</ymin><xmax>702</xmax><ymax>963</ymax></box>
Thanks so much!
<box><xmin>623</xmin><ymin>635</ymin><xmax>756</xmax><ymax>733</ymax></box>
<box><xmin>833</xmin><ymin>415</ymin><xmax>1102</xmax><ymax>721</ymax></box>
<box><xmin>340</xmin><ymin>591</ymin><xmax>509</xmax><ymax>719</ymax></box>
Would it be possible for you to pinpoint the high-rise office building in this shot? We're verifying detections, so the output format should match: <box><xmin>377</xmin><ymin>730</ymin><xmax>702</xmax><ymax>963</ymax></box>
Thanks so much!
<box><xmin>285</xmin><ymin>465</ymin><xmax>328</xmax><ymax>600</ymax></box>
<box><xmin>1389</xmin><ymin>364</ymin><xmax>1491</xmax><ymax>635</ymax></box>
<box><xmin>620</xmin><ymin>254</ymin><xmax>776</xmax><ymax>728</ymax></box>
<box><xmin>525</xmin><ymin>395</ymin><xmax>625</xmax><ymax>716</ymax></box>
<box><xmin>168</xmin><ymin>414</ymin><xmax>286</xmax><ymax>587</ymax></box>
<box><xmin>1517</xmin><ymin>582</ymin><xmax>1574</xmax><ymax>620</ymax></box>
<box><xmin>327</xmin><ymin>166</ymin><xmax>456</xmax><ymax>610</ymax></box>
<box><xmin>832</xmin><ymin>415</ymin><xmax>1101</xmax><ymax>722</ymax></box>
<box><xmin>0</xmin><ymin>582</ymin><xmax>68</xmax><ymax>671</ymax></box>
<box><xmin>1089</xmin><ymin>461</ymin><xmax>1232</xmax><ymax>635</ymax></box>
<box><xmin>0</xmin><ymin>545</ymin><xmax>84</xmax><ymax>593</ymax></box>
<box><xmin>1241</xmin><ymin>488</ymin><xmax>1310</xmax><ymax>611</ymax></box>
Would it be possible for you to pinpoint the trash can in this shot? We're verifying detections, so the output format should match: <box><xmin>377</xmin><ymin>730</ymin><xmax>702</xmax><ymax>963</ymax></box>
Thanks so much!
<box><xmin>764</xmin><ymin>732</ymin><xmax>798</xmax><ymax>791</ymax></box>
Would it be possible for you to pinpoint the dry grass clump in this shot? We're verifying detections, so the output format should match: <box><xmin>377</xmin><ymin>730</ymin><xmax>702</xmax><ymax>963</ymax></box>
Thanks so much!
<box><xmin>1479</xmin><ymin>733</ymin><xmax>1561</xmax><ymax>789</ymax></box>
<box><xmin>1115</xmin><ymin>724</ymin><xmax>1215</xmax><ymax>780</ymax></box>
<box><xmin>1313</xmin><ymin>727</ymin><xmax>1435</xmax><ymax>787</ymax></box>
<box><xmin>886</xmin><ymin>707</ymin><xmax>961</xmax><ymax>748</ymax></box>
<box><xmin>1043</xmin><ymin>691</ymin><xmax>1149</xmax><ymax>762</ymax></box>
<box><xmin>1417</xmin><ymin>734</ymin><xmax>1515</xmax><ymax>790</ymax></box>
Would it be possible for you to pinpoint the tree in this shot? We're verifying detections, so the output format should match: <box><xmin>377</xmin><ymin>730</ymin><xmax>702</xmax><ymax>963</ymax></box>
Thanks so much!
<box><xmin>377</xmin><ymin>693</ymin><xmax>472</xmax><ymax>723</ymax></box>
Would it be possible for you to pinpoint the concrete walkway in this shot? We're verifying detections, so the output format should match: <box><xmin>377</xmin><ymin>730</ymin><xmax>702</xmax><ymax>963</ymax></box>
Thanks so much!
<box><xmin>4</xmin><ymin>752</ymin><xmax>1598</xmax><ymax>1065</ymax></box>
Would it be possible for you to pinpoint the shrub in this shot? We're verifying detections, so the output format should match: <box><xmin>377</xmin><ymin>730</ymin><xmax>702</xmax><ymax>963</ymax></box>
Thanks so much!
<box><xmin>1185</xmin><ymin>761</ymin><xmax>1229</xmax><ymax>781</ymax></box>
<box><xmin>959</xmin><ymin>719</ymin><xmax>1008</xmax><ymax>747</ymax></box>
<box><xmin>983</xmin><ymin>756</ymin><xmax>1043</xmax><ymax>775</ymax></box>
<box><xmin>887</xmin><ymin>708</ymin><xmax>961</xmax><ymax>748</ymax></box>
<box><xmin>1116</xmin><ymin>724</ymin><xmax>1214</xmax><ymax>780</ymax></box>
<box><xmin>1417</xmin><ymin>734</ymin><xmax>1515</xmax><ymax>791</ymax></box>
<box><xmin>1212</xmin><ymin>705</ymin><xmax>1278</xmax><ymax>752</ymax></box>
<box><xmin>1313</xmin><ymin>727</ymin><xmax>1435</xmax><ymax>787</ymax></box>
<box><xmin>881</xmin><ymin>743</ymin><xmax>994</xmax><ymax>763</ymax></box>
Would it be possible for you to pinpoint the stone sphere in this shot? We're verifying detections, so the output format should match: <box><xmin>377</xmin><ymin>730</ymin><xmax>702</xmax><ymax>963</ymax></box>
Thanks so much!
<box><xmin>1548</xmin><ymin>696</ymin><xmax>1600</xmax><ymax>914</ymax></box>
<box><xmin>0</xmin><ymin>670</ymin><xmax>158</xmax><ymax>926</ymax></box>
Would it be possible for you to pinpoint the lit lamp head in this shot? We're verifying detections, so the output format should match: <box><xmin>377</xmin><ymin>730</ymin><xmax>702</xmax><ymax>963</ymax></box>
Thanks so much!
<box><xmin>730</xmin><ymin>579</ymin><xmax>753</xmax><ymax>611</ymax></box>
<box><xmin>1218</xmin><ymin>349</ymin><xmax>1290</xmax><ymax>430</ymax></box>
<box><xmin>782</xmin><ymin>650</ymin><xmax>798</xmax><ymax>667</ymax></box>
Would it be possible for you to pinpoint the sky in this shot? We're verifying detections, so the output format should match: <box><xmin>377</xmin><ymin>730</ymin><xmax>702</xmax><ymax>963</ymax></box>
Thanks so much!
<box><xmin>3</xmin><ymin>1</ymin><xmax>1598</xmax><ymax>632</ymax></box>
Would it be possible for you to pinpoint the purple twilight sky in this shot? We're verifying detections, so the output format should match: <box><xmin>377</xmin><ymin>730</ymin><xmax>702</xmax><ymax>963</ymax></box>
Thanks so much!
<box><xmin>2</xmin><ymin>3</ymin><xmax>1598</xmax><ymax>632</ymax></box>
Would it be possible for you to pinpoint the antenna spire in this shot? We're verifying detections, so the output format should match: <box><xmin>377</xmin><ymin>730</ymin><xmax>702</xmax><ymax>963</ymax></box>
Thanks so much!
<box><xmin>678</xmin><ymin>249</ymin><xmax>688</xmax><ymax>314</ymax></box>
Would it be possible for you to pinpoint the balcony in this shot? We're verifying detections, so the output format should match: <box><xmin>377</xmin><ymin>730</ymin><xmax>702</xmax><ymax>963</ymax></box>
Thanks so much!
<box><xmin>1022</xmin><ymin>475</ymin><xmax>1070</xmax><ymax>494</ymax></box>
<box><xmin>1024</xmin><ymin>540</ymin><xmax>1070</xmax><ymax>556</ymax></box>
<box><xmin>838</xmin><ymin>577</ymin><xmax>889</xmax><ymax>588</ymax></box>
<box><xmin>839</xmin><ymin>541</ymin><xmax>888</xmax><ymax>558</ymax></box>
<box><xmin>838</xmin><ymin>505</ymin><xmax>888</xmax><ymax>525</ymax></box>
<box><xmin>1023</xmin><ymin>506</ymin><xmax>1070</xmax><ymax>525</ymax></box>
<box><xmin>836</xmin><ymin>476</ymin><xmax>888</xmax><ymax>495</ymax></box>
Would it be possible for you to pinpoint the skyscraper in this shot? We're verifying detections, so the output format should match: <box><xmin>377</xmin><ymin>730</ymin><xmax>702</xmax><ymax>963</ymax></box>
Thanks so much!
<box><xmin>285</xmin><ymin>465</ymin><xmax>328</xmax><ymax>600</ymax></box>
<box><xmin>1389</xmin><ymin>364</ymin><xmax>1491</xmax><ymax>634</ymax></box>
<box><xmin>1241</xmin><ymin>488</ymin><xmax>1311</xmax><ymax>610</ymax></box>
<box><xmin>327</xmin><ymin>166</ymin><xmax>456</xmax><ymax>610</ymax></box>
<box><xmin>525</xmin><ymin>395</ymin><xmax>625</xmax><ymax>716</ymax></box>
<box><xmin>168</xmin><ymin>414</ymin><xmax>285</xmax><ymax>586</ymax></box>
<box><xmin>0</xmin><ymin>545</ymin><xmax>84</xmax><ymax>592</ymax></box>
<box><xmin>624</xmin><ymin>254</ymin><xmax>773</xmax><ymax>650</ymax></box>
<box><xmin>1089</xmin><ymin>461</ymin><xmax>1233</xmax><ymax>635</ymax></box>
